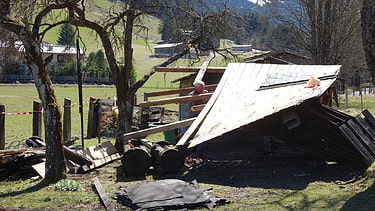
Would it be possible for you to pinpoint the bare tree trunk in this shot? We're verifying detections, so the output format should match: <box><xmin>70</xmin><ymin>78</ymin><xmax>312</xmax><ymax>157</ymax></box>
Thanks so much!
<box><xmin>361</xmin><ymin>0</ymin><xmax>375</xmax><ymax>84</ymax></box>
<box><xmin>44</xmin><ymin>104</ymin><xmax>65</xmax><ymax>182</ymax></box>
<box><xmin>0</xmin><ymin>4</ymin><xmax>66</xmax><ymax>181</ymax></box>
<box><xmin>23</xmin><ymin>37</ymin><xmax>66</xmax><ymax>183</ymax></box>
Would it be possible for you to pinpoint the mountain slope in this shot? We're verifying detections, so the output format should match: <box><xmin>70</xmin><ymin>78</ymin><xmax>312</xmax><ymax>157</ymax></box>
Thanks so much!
<box><xmin>43</xmin><ymin>0</ymin><xmax>161</xmax><ymax>54</ymax></box>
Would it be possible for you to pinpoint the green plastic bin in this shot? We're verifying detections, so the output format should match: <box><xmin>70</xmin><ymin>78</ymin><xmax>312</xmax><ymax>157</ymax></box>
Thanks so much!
<box><xmin>149</xmin><ymin>123</ymin><xmax>178</xmax><ymax>145</ymax></box>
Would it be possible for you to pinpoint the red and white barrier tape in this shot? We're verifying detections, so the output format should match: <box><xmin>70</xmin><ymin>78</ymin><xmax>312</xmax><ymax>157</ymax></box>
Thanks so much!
<box><xmin>57</xmin><ymin>100</ymin><xmax>91</xmax><ymax>108</ymax></box>
<box><xmin>0</xmin><ymin>110</ymin><xmax>42</xmax><ymax>116</ymax></box>
<box><xmin>2</xmin><ymin>100</ymin><xmax>94</xmax><ymax>115</ymax></box>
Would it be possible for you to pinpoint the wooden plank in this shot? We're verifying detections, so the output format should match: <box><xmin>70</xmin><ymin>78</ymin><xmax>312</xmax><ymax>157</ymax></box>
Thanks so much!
<box><xmin>64</xmin><ymin>146</ymin><xmax>93</xmax><ymax>166</ymax></box>
<box><xmin>339</xmin><ymin>123</ymin><xmax>375</xmax><ymax>165</ymax></box>
<box><xmin>74</xmin><ymin>141</ymin><xmax>120</xmax><ymax>172</ymax></box>
<box><xmin>87</xmin><ymin>97</ymin><xmax>98</xmax><ymax>138</ymax></box>
<box><xmin>346</xmin><ymin>119</ymin><xmax>375</xmax><ymax>153</ymax></box>
<box><xmin>194</xmin><ymin>60</ymin><xmax>210</xmax><ymax>84</ymax></box>
<box><xmin>63</xmin><ymin>98</ymin><xmax>72</xmax><ymax>144</ymax></box>
<box><xmin>32</xmin><ymin>101</ymin><xmax>42</xmax><ymax>137</ymax></box>
<box><xmin>144</xmin><ymin>84</ymin><xmax>217</xmax><ymax>99</ymax></box>
<box><xmin>139</xmin><ymin>93</ymin><xmax>213</xmax><ymax>107</ymax></box>
<box><xmin>354</xmin><ymin>115</ymin><xmax>375</xmax><ymax>143</ymax></box>
<box><xmin>123</xmin><ymin>118</ymin><xmax>196</xmax><ymax>140</ymax></box>
<box><xmin>32</xmin><ymin>161</ymin><xmax>45</xmax><ymax>178</ymax></box>
<box><xmin>191</xmin><ymin>104</ymin><xmax>205</xmax><ymax>112</ymax></box>
<box><xmin>92</xmin><ymin>177</ymin><xmax>116</xmax><ymax>211</ymax></box>
<box><xmin>363</xmin><ymin>109</ymin><xmax>375</xmax><ymax>128</ymax></box>
<box><xmin>0</xmin><ymin>105</ymin><xmax>5</xmax><ymax>150</ymax></box>
<box><xmin>155</xmin><ymin>67</ymin><xmax>225</xmax><ymax>73</ymax></box>
<box><xmin>0</xmin><ymin>147</ymin><xmax>44</xmax><ymax>156</ymax></box>
<box><xmin>84</xmin><ymin>153</ymin><xmax>121</xmax><ymax>170</ymax></box>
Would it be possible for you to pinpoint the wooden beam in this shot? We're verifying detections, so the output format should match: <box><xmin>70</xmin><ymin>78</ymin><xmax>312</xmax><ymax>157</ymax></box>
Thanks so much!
<box><xmin>340</xmin><ymin>123</ymin><xmax>375</xmax><ymax>165</ymax></box>
<box><xmin>0</xmin><ymin>105</ymin><xmax>4</xmax><ymax>150</ymax></box>
<box><xmin>139</xmin><ymin>93</ymin><xmax>213</xmax><ymax>107</ymax></box>
<box><xmin>32</xmin><ymin>101</ymin><xmax>42</xmax><ymax>137</ymax></box>
<box><xmin>64</xmin><ymin>146</ymin><xmax>93</xmax><ymax>166</ymax></box>
<box><xmin>92</xmin><ymin>177</ymin><xmax>116</xmax><ymax>211</ymax></box>
<box><xmin>155</xmin><ymin>67</ymin><xmax>226</xmax><ymax>73</ymax></box>
<box><xmin>191</xmin><ymin>104</ymin><xmax>205</xmax><ymax>112</ymax></box>
<box><xmin>144</xmin><ymin>84</ymin><xmax>217</xmax><ymax>99</ymax></box>
<box><xmin>194</xmin><ymin>61</ymin><xmax>210</xmax><ymax>84</ymax></box>
<box><xmin>123</xmin><ymin>118</ymin><xmax>196</xmax><ymax>140</ymax></box>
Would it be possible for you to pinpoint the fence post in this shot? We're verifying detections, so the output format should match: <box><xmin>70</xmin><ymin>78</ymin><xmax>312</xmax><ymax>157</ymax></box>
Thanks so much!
<box><xmin>63</xmin><ymin>98</ymin><xmax>71</xmax><ymax>144</ymax></box>
<box><xmin>87</xmin><ymin>97</ymin><xmax>98</xmax><ymax>138</ymax></box>
<box><xmin>140</xmin><ymin>94</ymin><xmax>149</xmax><ymax>129</ymax></box>
<box><xmin>0</xmin><ymin>105</ymin><xmax>5</xmax><ymax>150</ymax></box>
<box><xmin>33</xmin><ymin>101</ymin><xmax>42</xmax><ymax>137</ymax></box>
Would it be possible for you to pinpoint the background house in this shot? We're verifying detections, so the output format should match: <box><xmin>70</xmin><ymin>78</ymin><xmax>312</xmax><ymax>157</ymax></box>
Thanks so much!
<box><xmin>231</xmin><ymin>44</ymin><xmax>253</xmax><ymax>52</ymax></box>
<box><xmin>245</xmin><ymin>49</ymin><xmax>313</xmax><ymax>65</ymax></box>
<box><xmin>153</xmin><ymin>43</ymin><xmax>184</xmax><ymax>57</ymax></box>
<box><xmin>41</xmin><ymin>44</ymin><xmax>84</xmax><ymax>65</ymax></box>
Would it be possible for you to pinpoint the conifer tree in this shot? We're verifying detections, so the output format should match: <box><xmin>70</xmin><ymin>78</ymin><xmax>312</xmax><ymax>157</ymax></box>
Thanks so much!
<box><xmin>57</xmin><ymin>23</ymin><xmax>75</xmax><ymax>46</ymax></box>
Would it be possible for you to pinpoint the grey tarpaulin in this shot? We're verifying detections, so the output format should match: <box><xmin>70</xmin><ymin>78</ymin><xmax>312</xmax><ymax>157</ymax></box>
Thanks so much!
<box><xmin>114</xmin><ymin>179</ymin><xmax>227</xmax><ymax>210</ymax></box>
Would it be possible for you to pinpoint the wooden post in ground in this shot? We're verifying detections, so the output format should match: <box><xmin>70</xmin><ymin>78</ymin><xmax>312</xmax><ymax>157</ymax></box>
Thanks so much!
<box><xmin>87</xmin><ymin>97</ymin><xmax>98</xmax><ymax>138</ymax></box>
<box><xmin>32</xmin><ymin>101</ymin><xmax>42</xmax><ymax>137</ymax></box>
<box><xmin>0</xmin><ymin>105</ymin><xmax>5</xmax><ymax>150</ymax></box>
<box><xmin>63</xmin><ymin>98</ymin><xmax>71</xmax><ymax>144</ymax></box>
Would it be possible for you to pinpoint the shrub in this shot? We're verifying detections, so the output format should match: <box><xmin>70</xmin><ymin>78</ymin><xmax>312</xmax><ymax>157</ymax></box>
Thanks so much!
<box><xmin>54</xmin><ymin>179</ymin><xmax>83</xmax><ymax>191</ymax></box>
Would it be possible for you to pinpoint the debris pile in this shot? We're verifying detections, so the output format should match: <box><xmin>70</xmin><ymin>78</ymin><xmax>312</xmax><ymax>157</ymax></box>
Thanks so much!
<box><xmin>0</xmin><ymin>136</ymin><xmax>45</xmax><ymax>179</ymax></box>
<box><xmin>0</xmin><ymin>137</ymin><xmax>120</xmax><ymax>179</ymax></box>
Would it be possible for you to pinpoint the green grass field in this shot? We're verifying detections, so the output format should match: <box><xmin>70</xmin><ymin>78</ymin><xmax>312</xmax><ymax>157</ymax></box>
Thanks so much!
<box><xmin>0</xmin><ymin>82</ymin><xmax>181</xmax><ymax>146</ymax></box>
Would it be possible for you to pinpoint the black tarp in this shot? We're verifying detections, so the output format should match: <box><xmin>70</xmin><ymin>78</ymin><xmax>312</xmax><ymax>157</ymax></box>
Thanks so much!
<box><xmin>115</xmin><ymin>179</ymin><xmax>226</xmax><ymax>210</ymax></box>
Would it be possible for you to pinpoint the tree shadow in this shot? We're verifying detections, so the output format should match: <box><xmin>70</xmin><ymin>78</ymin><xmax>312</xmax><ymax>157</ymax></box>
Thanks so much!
<box><xmin>0</xmin><ymin>179</ymin><xmax>48</xmax><ymax>198</ymax></box>
<box><xmin>115</xmin><ymin>164</ymin><xmax>150</xmax><ymax>182</ymax></box>
<box><xmin>340</xmin><ymin>178</ymin><xmax>375</xmax><ymax>211</ymax></box>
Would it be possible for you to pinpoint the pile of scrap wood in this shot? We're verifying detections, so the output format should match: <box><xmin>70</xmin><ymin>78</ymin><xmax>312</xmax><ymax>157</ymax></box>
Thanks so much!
<box><xmin>0</xmin><ymin>136</ymin><xmax>46</xmax><ymax>178</ymax></box>
<box><xmin>0</xmin><ymin>137</ymin><xmax>120</xmax><ymax>179</ymax></box>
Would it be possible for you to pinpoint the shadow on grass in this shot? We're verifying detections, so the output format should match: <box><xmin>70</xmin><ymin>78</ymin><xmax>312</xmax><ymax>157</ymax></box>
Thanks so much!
<box><xmin>115</xmin><ymin>164</ymin><xmax>150</xmax><ymax>182</ymax></box>
<box><xmin>113</xmin><ymin>155</ymin><xmax>366</xmax><ymax>191</ymax></box>
<box><xmin>340</xmin><ymin>178</ymin><xmax>375</xmax><ymax>211</ymax></box>
<box><xmin>0</xmin><ymin>179</ymin><xmax>48</xmax><ymax>198</ymax></box>
<box><xmin>170</xmin><ymin>158</ymin><xmax>366</xmax><ymax>191</ymax></box>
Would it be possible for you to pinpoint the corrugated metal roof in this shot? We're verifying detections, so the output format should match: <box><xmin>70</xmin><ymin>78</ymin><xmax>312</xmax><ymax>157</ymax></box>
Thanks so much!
<box><xmin>177</xmin><ymin>63</ymin><xmax>340</xmax><ymax>148</ymax></box>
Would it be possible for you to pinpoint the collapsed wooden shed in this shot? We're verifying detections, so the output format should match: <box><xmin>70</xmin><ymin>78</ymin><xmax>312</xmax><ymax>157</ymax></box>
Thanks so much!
<box><xmin>176</xmin><ymin>63</ymin><xmax>373</xmax><ymax>165</ymax></box>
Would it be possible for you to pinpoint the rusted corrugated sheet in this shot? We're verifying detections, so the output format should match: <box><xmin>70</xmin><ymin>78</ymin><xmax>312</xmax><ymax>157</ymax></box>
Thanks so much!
<box><xmin>177</xmin><ymin>63</ymin><xmax>340</xmax><ymax>148</ymax></box>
